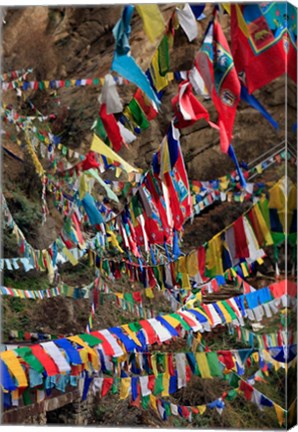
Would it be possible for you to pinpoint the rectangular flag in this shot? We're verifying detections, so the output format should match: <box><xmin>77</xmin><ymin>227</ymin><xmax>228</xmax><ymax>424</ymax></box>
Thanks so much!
<box><xmin>230</xmin><ymin>3</ymin><xmax>295</xmax><ymax>94</ymax></box>
<box><xmin>196</xmin><ymin>13</ymin><xmax>241</xmax><ymax>153</ymax></box>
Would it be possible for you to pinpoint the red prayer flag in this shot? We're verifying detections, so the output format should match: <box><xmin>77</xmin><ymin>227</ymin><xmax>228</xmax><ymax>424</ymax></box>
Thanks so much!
<box><xmin>196</xmin><ymin>13</ymin><xmax>240</xmax><ymax>153</ymax></box>
<box><xmin>230</xmin><ymin>4</ymin><xmax>294</xmax><ymax>94</ymax></box>
<box><xmin>99</xmin><ymin>104</ymin><xmax>123</xmax><ymax>152</ymax></box>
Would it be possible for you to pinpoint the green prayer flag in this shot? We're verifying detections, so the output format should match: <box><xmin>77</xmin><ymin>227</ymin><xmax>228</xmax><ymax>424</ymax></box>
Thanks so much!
<box><xmin>258</xmin><ymin>199</ymin><xmax>270</xmax><ymax>232</ymax></box>
<box><xmin>206</xmin><ymin>352</ymin><xmax>222</xmax><ymax>377</ymax></box>
<box><xmin>128</xmin><ymin>99</ymin><xmax>150</xmax><ymax>130</ymax></box>
<box><xmin>112</xmin><ymin>377</ymin><xmax>119</xmax><ymax>394</ymax></box>
<box><xmin>128</xmin><ymin>322</ymin><xmax>142</xmax><ymax>332</ymax></box>
<box><xmin>156</xmin><ymin>353</ymin><xmax>165</xmax><ymax>370</ymax></box>
<box><xmin>153</xmin><ymin>373</ymin><xmax>164</xmax><ymax>395</ymax></box>
<box><xmin>78</xmin><ymin>334</ymin><xmax>102</xmax><ymax>346</ymax></box>
<box><xmin>229</xmin><ymin>372</ymin><xmax>240</xmax><ymax>389</ymax></box>
<box><xmin>15</xmin><ymin>347</ymin><xmax>44</xmax><ymax>374</ymax></box>
<box><xmin>171</xmin><ymin>313</ymin><xmax>191</xmax><ymax>331</ymax></box>
<box><xmin>122</xmin><ymin>182</ymin><xmax>132</xmax><ymax>198</ymax></box>
<box><xmin>164</xmin><ymin>401</ymin><xmax>171</xmax><ymax>416</ymax></box>
<box><xmin>102</xmin><ymin>260</ymin><xmax>110</xmax><ymax>275</ymax></box>
<box><xmin>124</xmin><ymin>293</ymin><xmax>134</xmax><ymax>305</ymax></box>
<box><xmin>222</xmin><ymin>300</ymin><xmax>237</xmax><ymax>321</ymax></box>
<box><xmin>158</xmin><ymin>35</ymin><xmax>170</xmax><ymax>76</ymax></box>
<box><xmin>131</xmin><ymin>195</ymin><xmax>144</xmax><ymax>218</ymax></box>
<box><xmin>153</xmin><ymin>266</ymin><xmax>162</xmax><ymax>287</ymax></box>
<box><xmin>226</xmin><ymin>388</ymin><xmax>238</xmax><ymax>401</ymax></box>
<box><xmin>141</xmin><ymin>395</ymin><xmax>150</xmax><ymax>409</ymax></box>
<box><xmin>23</xmin><ymin>388</ymin><xmax>32</xmax><ymax>406</ymax></box>
<box><xmin>95</xmin><ymin>117</ymin><xmax>108</xmax><ymax>142</ymax></box>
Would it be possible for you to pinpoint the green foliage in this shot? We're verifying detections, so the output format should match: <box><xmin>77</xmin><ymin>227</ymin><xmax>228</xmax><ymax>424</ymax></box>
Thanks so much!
<box><xmin>93</xmin><ymin>406</ymin><xmax>106</xmax><ymax>422</ymax></box>
<box><xmin>8</xmin><ymin>192</ymin><xmax>42</xmax><ymax>234</ymax></box>
<box><xmin>3</xmin><ymin>274</ymin><xmax>49</xmax><ymax>291</ymax></box>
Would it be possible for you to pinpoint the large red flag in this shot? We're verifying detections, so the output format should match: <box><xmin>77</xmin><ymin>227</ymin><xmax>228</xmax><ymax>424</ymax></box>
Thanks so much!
<box><xmin>230</xmin><ymin>3</ymin><xmax>296</xmax><ymax>94</ymax></box>
<box><xmin>196</xmin><ymin>13</ymin><xmax>241</xmax><ymax>153</ymax></box>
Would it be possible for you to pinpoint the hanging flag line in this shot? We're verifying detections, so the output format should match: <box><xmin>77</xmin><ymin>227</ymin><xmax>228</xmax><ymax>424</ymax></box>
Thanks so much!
<box><xmin>1</xmin><ymin>331</ymin><xmax>290</xmax><ymax>422</ymax></box>
<box><xmin>149</xmin><ymin>361</ymin><xmax>290</xmax><ymax>425</ymax></box>
<box><xmin>0</xmin><ymin>68</ymin><xmax>33</xmax><ymax>82</ymax></box>
<box><xmin>4</xmin><ymin>89</ymin><xmax>292</xmax><ymax>282</ymax></box>
<box><xmin>227</xmin><ymin>324</ymin><xmax>296</xmax><ymax>351</ymax></box>
<box><xmin>2</xmin><ymin>126</ymin><xmax>291</xmax><ymax>274</ymax></box>
<box><xmin>2</xmin><ymin>176</ymin><xmax>293</xmax><ymax>299</ymax></box>
<box><xmin>1</xmin><ymin>75</ymin><xmax>128</xmax><ymax>92</ymax></box>
<box><xmin>0</xmin><ymin>276</ymin><xmax>293</xmax><ymax>389</ymax></box>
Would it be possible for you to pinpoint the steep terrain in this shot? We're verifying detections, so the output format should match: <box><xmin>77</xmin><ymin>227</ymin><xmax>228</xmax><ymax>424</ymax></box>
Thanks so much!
<box><xmin>1</xmin><ymin>4</ymin><xmax>296</xmax><ymax>429</ymax></box>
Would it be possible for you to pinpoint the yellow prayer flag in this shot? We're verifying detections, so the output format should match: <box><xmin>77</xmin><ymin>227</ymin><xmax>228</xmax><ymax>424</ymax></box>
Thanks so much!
<box><xmin>274</xmin><ymin>403</ymin><xmax>285</xmax><ymax>427</ymax></box>
<box><xmin>216</xmin><ymin>302</ymin><xmax>233</xmax><ymax>323</ymax></box>
<box><xmin>151</xmin><ymin>354</ymin><xmax>158</xmax><ymax>376</ymax></box>
<box><xmin>241</xmin><ymin>262</ymin><xmax>249</xmax><ymax>277</ymax></box>
<box><xmin>162</xmin><ymin>315</ymin><xmax>181</xmax><ymax>329</ymax></box>
<box><xmin>62</xmin><ymin>247</ymin><xmax>78</xmax><ymax>266</ymax></box>
<box><xmin>195</xmin><ymin>353</ymin><xmax>212</xmax><ymax>379</ymax></box>
<box><xmin>91</xmin><ymin>134</ymin><xmax>139</xmax><ymax>174</ymax></box>
<box><xmin>78</xmin><ymin>348</ymin><xmax>89</xmax><ymax>370</ymax></box>
<box><xmin>106</xmin><ymin>230</ymin><xmax>124</xmax><ymax>253</ymax></box>
<box><xmin>181</xmin><ymin>272</ymin><xmax>191</xmax><ymax>290</ymax></box>
<box><xmin>256</xmin><ymin>164</ymin><xmax>263</xmax><ymax>174</ymax></box>
<box><xmin>1</xmin><ymin>351</ymin><xmax>28</xmax><ymax>387</ymax></box>
<box><xmin>150</xmin><ymin>50</ymin><xmax>171</xmax><ymax>92</ymax></box>
<box><xmin>79</xmin><ymin>174</ymin><xmax>89</xmax><ymax>199</ymax></box>
<box><xmin>136</xmin><ymin>5</ymin><xmax>165</xmax><ymax>42</ymax></box>
<box><xmin>67</xmin><ymin>336</ymin><xmax>99</xmax><ymax>370</ymax></box>
<box><xmin>177</xmin><ymin>256</ymin><xmax>187</xmax><ymax>273</ymax></box>
<box><xmin>196</xmin><ymin>292</ymin><xmax>202</xmax><ymax>303</ymax></box>
<box><xmin>197</xmin><ymin>405</ymin><xmax>206</xmax><ymax>415</ymax></box>
<box><xmin>186</xmin><ymin>251</ymin><xmax>199</xmax><ymax>277</ymax></box>
<box><xmin>119</xmin><ymin>377</ymin><xmax>131</xmax><ymax>400</ymax></box>
<box><xmin>145</xmin><ymin>287</ymin><xmax>154</xmax><ymax>299</ymax></box>
<box><xmin>12</xmin><ymin>389</ymin><xmax>19</xmax><ymax>401</ymax></box>
<box><xmin>121</xmin><ymin>324</ymin><xmax>142</xmax><ymax>347</ymax></box>
<box><xmin>206</xmin><ymin>236</ymin><xmax>224</xmax><ymax>276</ymax></box>
<box><xmin>150</xmin><ymin>394</ymin><xmax>158</xmax><ymax>411</ymax></box>
<box><xmin>288</xmin><ymin>400</ymin><xmax>297</xmax><ymax>425</ymax></box>
<box><xmin>161</xmin><ymin>373</ymin><xmax>170</xmax><ymax>397</ymax></box>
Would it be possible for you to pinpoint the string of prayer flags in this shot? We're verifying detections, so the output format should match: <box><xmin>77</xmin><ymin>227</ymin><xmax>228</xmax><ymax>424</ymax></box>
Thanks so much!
<box><xmin>1</xmin><ymin>68</ymin><xmax>33</xmax><ymax>82</ymax></box>
<box><xmin>1</xmin><ymin>338</ymin><xmax>289</xmax><ymax>425</ymax></box>
<box><xmin>1</xmin><ymin>76</ymin><xmax>106</xmax><ymax>92</ymax></box>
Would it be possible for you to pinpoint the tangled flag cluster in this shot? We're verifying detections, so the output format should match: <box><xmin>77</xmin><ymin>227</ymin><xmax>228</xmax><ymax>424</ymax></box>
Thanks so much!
<box><xmin>0</xmin><ymin>275</ymin><xmax>296</xmax><ymax>424</ymax></box>
<box><xmin>1</xmin><ymin>2</ymin><xmax>297</xmax><ymax>428</ymax></box>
